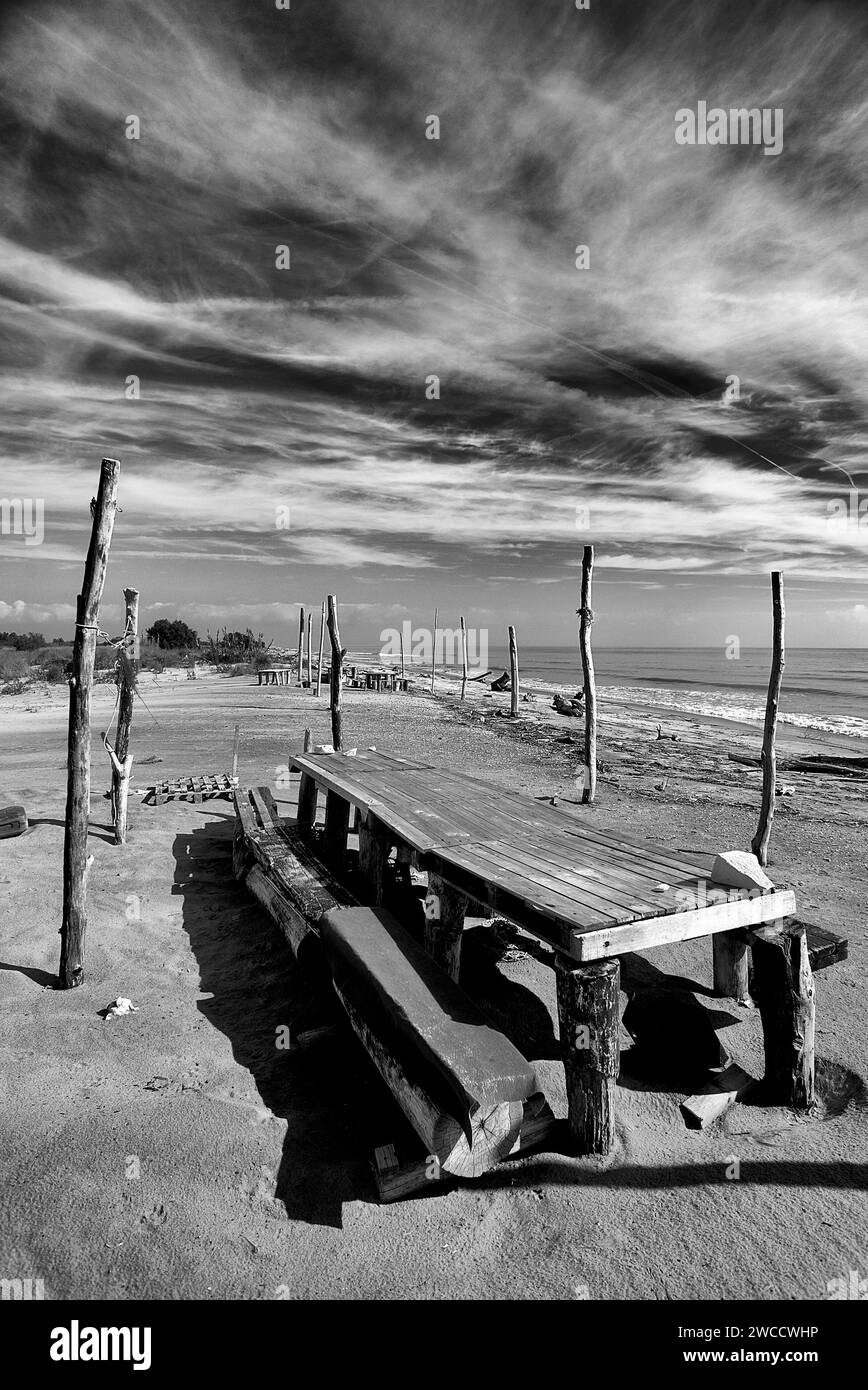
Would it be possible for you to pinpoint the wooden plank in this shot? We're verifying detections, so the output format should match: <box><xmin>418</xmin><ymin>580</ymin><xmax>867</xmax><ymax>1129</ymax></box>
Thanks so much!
<box><xmin>320</xmin><ymin>905</ymin><xmax>539</xmax><ymax>1115</ymax></box>
<box><xmin>571</xmin><ymin>890</ymin><xmax>797</xmax><ymax>961</ymax></box>
<box><xmin>802</xmin><ymin>921</ymin><xmax>848</xmax><ymax>972</ymax></box>
<box><xmin>681</xmin><ymin>1063</ymin><xmax>755</xmax><ymax>1129</ymax></box>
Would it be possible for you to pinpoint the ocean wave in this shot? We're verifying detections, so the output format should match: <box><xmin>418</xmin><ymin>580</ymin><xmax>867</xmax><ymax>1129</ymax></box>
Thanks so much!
<box><xmin>595</xmin><ymin>683</ymin><xmax>868</xmax><ymax>741</ymax></box>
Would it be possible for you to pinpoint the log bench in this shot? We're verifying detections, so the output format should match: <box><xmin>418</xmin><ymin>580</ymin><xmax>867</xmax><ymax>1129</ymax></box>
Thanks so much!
<box><xmin>233</xmin><ymin>787</ymin><xmax>557</xmax><ymax>1197</ymax></box>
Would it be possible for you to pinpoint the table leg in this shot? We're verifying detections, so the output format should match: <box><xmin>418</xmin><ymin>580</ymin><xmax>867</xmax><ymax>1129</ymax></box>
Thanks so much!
<box><xmin>296</xmin><ymin>772</ymin><xmax>317</xmax><ymax>837</ymax></box>
<box><xmin>424</xmin><ymin>872</ymin><xmax>468</xmax><ymax>982</ymax></box>
<box><xmin>358</xmin><ymin>817</ymin><xmax>390</xmax><ymax>905</ymax></box>
<box><xmin>323</xmin><ymin>791</ymin><xmax>350</xmax><ymax>872</ymax></box>
<box><xmin>712</xmin><ymin>930</ymin><xmax>752</xmax><ymax>1004</ymax></box>
<box><xmin>556</xmin><ymin>956</ymin><xmax>620</xmax><ymax>1155</ymax></box>
<box><xmin>750</xmin><ymin>922</ymin><xmax>815</xmax><ymax>1107</ymax></box>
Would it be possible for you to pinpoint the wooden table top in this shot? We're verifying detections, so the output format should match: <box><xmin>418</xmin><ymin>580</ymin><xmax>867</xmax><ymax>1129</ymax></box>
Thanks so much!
<box><xmin>291</xmin><ymin>750</ymin><xmax>795</xmax><ymax>961</ymax></box>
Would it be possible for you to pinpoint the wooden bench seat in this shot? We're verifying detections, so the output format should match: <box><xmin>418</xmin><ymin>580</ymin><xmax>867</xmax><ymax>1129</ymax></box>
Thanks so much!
<box><xmin>319</xmin><ymin>904</ymin><xmax>540</xmax><ymax>1117</ymax></box>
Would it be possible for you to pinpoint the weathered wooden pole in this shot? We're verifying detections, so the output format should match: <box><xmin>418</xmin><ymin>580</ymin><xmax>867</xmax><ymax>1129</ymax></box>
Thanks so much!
<box><xmin>399</xmin><ymin>625</ymin><xmax>406</xmax><ymax>682</ymax></box>
<box><xmin>232</xmin><ymin>722</ymin><xmax>240</xmax><ymax>781</ymax></box>
<box><xmin>556</xmin><ymin>956</ymin><xmax>620</xmax><ymax>1155</ymax></box>
<box><xmin>60</xmin><ymin>457</ymin><xmax>121</xmax><ymax>988</ymax></box>
<box><xmin>306</xmin><ymin>610</ymin><xmax>312</xmax><ymax>688</ymax></box>
<box><xmin>579</xmin><ymin>544</ymin><xmax>597</xmax><ymax>804</ymax></box>
<box><xmin>430</xmin><ymin>606</ymin><xmax>438</xmax><ymax>694</ymax></box>
<box><xmin>751</xmin><ymin>572</ymin><xmax>785</xmax><ymax>867</ymax></box>
<box><xmin>460</xmin><ymin>615</ymin><xmax>468</xmax><ymax>700</ymax></box>
<box><xmin>508</xmin><ymin>624</ymin><xmax>519</xmax><ymax>717</ymax></box>
<box><xmin>106</xmin><ymin>586</ymin><xmax>138</xmax><ymax>845</ymax></box>
<box><xmin>751</xmin><ymin>922</ymin><xmax>815</xmax><ymax>1106</ymax></box>
<box><xmin>327</xmin><ymin>594</ymin><xmax>345</xmax><ymax>751</ymax></box>
<box><xmin>315</xmin><ymin>601</ymin><xmax>326</xmax><ymax>698</ymax></box>
<box><xmin>297</xmin><ymin>606</ymin><xmax>305</xmax><ymax>686</ymax></box>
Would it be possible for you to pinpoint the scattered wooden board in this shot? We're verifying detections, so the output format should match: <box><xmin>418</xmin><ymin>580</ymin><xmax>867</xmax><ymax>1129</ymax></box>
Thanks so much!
<box><xmin>681</xmin><ymin>1063</ymin><xmax>755</xmax><ymax>1130</ymax></box>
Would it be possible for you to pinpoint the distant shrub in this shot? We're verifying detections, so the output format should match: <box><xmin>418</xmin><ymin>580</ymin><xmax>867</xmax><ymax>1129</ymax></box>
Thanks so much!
<box><xmin>39</xmin><ymin>655</ymin><xmax>71</xmax><ymax>684</ymax></box>
<box><xmin>0</xmin><ymin>650</ymin><xmax>30</xmax><ymax>682</ymax></box>
<box><xmin>0</xmin><ymin>677</ymin><xmax>29</xmax><ymax>696</ymax></box>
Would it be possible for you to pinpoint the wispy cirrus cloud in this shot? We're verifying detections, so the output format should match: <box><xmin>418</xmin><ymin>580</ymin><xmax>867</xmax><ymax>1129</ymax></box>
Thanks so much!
<box><xmin>1</xmin><ymin>0</ymin><xmax>867</xmax><ymax>645</ymax></box>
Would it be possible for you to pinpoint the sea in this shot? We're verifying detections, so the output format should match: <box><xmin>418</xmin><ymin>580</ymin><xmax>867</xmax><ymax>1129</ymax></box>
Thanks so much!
<box><xmin>366</xmin><ymin>646</ymin><xmax>868</xmax><ymax>744</ymax></box>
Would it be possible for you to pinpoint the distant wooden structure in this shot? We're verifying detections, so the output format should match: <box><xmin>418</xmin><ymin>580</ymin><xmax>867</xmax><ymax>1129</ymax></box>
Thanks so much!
<box><xmin>508</xmin><ymin>624</ymin><xmax>519</xmax><ymax>717</ymax></box>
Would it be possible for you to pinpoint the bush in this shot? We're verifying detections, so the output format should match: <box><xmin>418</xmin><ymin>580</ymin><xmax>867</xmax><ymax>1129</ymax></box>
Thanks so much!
<box><xmin>0</xmin><ymin>650</ymin><xmax>30</xmax><ymax>683</ymax></box>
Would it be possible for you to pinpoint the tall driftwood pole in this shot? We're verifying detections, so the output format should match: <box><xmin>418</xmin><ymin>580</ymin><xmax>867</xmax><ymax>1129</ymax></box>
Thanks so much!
<box><xmin>327</xmin><ymin>594</ymin><xmax>345</xmax><ymax>751</ymax></box>
<box><xmin>305</xmin><ymin>611</ymin><xmax>312</xmax><ymax>688</ymax></box>
<box><xmin>105</xmin><ymin>586</ymin><xmax>138</xmax><ymax>846</ymax></box>
<box><xmin>460</xmin><ymin>615</ymin><xmax>468</xmax><ymax>700</ymax></box>
<box><xmin>315</xmin><ymin>600</ymin><xmax>326</xmax><ymax>698</ymax></box>
<box><xmin>751</xmin><ymin>571</ymin><xmax>785</xmax><ymax>867</ymax></box>
<box><xmin>297</xmin><ymin>607</ymin><xmax>305</xmax><ymax>686</ymax></box>
<box><xmin>400</xmin><ymin>625</ymin><xmax>406</xmax><ymax>682</ymax></box>
<box><xmin>430</xmin><ymin>606</ymin><xmax>438</xmax><ymax>694</ymax></box>
<box><xmin>232</xmin><ymin>722</ymin><xmax>240</xmax><ymax>780</ymax></box>
<box><xmin>60</xmin><ymin>457</ymin><xmax>121</xmax><ymax>988</ymax></box>
<box><xmin>579</xmin><ymin>545</ymin><xmax>597</xmax><ymax>805</ymax></box>
<box><xmin>508</xmin><ymin>624</ymin><xmax>519</xmax><ymax>717</ymax></box>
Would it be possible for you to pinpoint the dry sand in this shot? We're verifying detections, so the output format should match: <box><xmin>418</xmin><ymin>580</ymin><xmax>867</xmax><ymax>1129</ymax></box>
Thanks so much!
<box><xmin>1</xmin><ymin>670</ymin><xmax>866</xmax><ymax>1300</ymax></box>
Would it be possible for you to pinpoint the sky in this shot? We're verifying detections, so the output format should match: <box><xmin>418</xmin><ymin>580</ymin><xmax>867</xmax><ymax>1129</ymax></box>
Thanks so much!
<box><xmin>1</xmin><ymin>0</ymin><xmax>867</xmax><ymax>650</ymax></box>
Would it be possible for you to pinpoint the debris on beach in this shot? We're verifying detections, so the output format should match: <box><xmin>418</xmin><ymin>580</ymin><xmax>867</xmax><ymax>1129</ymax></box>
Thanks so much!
<box><xmin>102</xmin><ymin>997</ymin><xmax>139</xmax><ymax>1021</ymax></box>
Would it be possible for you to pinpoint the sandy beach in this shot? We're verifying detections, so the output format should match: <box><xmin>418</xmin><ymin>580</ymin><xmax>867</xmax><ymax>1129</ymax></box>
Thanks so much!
<box><xmin>1</xmin><ymin>671</ymin><xmax>865</xmax><ymax>1301</ymax></box>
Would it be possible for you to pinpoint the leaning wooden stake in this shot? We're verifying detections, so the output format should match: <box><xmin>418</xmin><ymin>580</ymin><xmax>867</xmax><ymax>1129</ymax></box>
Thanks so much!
<box><xmin>60</xmin><ymin>458</ymin><xmax>121</xmax><ymax>988</ymax></box>
<box><xmin>232</xmin><ymin>722</ymin><xmax>240</xmax><ymax>781</ymax></box>
<box><xmin>430</xmin><ymin>606</ymin><xmax>438</xmax><ymax>694</ymax></box>
<box><xmin>460</xmin><ymin>615</ymin><xmax>468</xmax><ymax>700</ymax></box>
<box><xmin>579</xmin><ymin>544</ymin><xmax>597</xmax><ymax>804</ymax></box>
<box><xmin>105</xmin><ymin>586</ymin><xmax>138</xmax><ymax>845</ymax></box>
<box><xmin>306</xmin><ymin>610</ymin><xmax>312</xmax><ymax>688</ymax></box>
<box><xmin>751</xmin><ymin>572</ymin><xmax>785</xmax><ymax>867</ymax></box>
<box><xmin>508</xmin><ymin>624</ymin><xmax>519</xmax><ymax>717</ymax></box>
<box><xmin>297</xmin><ymin>607</ymin><xmax>305</xmax><ymax>686</ymax></box>
<box><xmin>399</xmin><ymin>625</ymin><xmax>406</xmax><ymax>683</ymax></box>
<box><xmin>315</xmin><ymin>601</ymin><xmax>326</xmax><ymax>698</ymax></box>
<box><xmin>327</xmin><ymin>594</ymin><xmax>345</xmax><ymax>751</ymax></box>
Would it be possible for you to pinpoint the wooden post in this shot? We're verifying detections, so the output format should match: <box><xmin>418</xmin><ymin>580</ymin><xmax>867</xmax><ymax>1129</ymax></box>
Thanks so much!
<box><xmin>751</xmin><ymin>922</ymin><xmax>815</xmax><ymax>1107</ymax></box>
<box><xmin>751</xmin><ymin>572</ymin><xmax>785</xmax><ymax>867</ymax></box>
<box><xmin>323</xmin><ymin>791</ymin><xmax>350</xmax><ymax>872</ymax></box>
<box><xmin>305</xmin><ymin>611</ymin><xmax>312</xmax><ymax>688</ymax></box>
<box><xmin>424</xmin><ymin>873</ymin><xmax>469</xmax><ymax>982</ymax></box>
<box><xmin>358</xmin><ymin>816</ymin><xmax>391</xmax><ymax>905</ymax></box>
<box><xmin>232</xmin><ymin>722</ymin><xmax>240</xmax><ymax>781</ymax></box>
<box><xmin>430</xmin><ymin>606</ymin><xmax>437</xmax><ymax>694</ymax></box>
<box><xmin>712</xmin><ymin>931</ymin><xmax>752</xmax><ymax>1005</ymax></box>
<box><xmin>106</xmin><ymin>586</ymin><xmax>138</xmax><ymax>845</ymax></box>
<box><xmin>297</xmin><ymin>606</ymin><xmax>305</xmax><ymax>686</ymax></box>
<box><xmin>315</xmin><ymin>601</ymin><xmax>325</xmax><ymax>698</ymax></box>
<box><xmin>60</xmin><ymin>458</ymin><xmax>121</xmax><ymax>989</ymax></box>
<box><xmin>556</xmin><ymin>955</ymin><xmax>620</xmax><ymax>1154</ymax></box>
<box><xmin>326</xmin><ymin>594</ymin><xmax>345</xmax><ymax>751</ymax></box>
<box><xmin>508</xmin><ymin>624</ymin><xmax>519</xmax><ymax>717</ymax></box>
<box><xmin>399</xmin><ymin>625</ymin><xmax>406</xmax><ymax>683</ymax></box>
<box><xmin>296</xmin><ymin>728</ymin><xmax>317</xmax><ymax>835</ymax></box>
<box><xmin>579</xmin><ymin>544</ymin><xmax>597</xmax><ymax>804</ymax></box>
<box><xmin>460</xmin><ymin>615</ymin><xmax>468</xmax><ymax>700</ymax></box>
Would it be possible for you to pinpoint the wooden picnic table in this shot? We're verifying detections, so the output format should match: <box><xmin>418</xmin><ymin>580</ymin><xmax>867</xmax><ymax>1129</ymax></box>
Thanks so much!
<box><xmin>257</xmin><ymin>667</ymin><xmax>292</xmax><ymax>686</ymax></box>
<box><xmin>289</xmin><ymin>749</ymin><xmax>812</xmax><ymax>1153</ymax></box>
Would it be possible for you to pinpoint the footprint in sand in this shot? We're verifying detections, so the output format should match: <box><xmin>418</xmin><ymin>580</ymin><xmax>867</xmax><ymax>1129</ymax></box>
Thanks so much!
<box><xmin>140</xmin><ymin>1201</ymin><xmax>168</xmax><ymax>1229</ymax></box>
